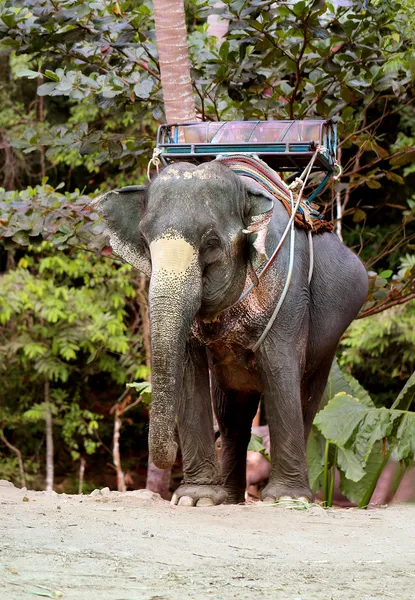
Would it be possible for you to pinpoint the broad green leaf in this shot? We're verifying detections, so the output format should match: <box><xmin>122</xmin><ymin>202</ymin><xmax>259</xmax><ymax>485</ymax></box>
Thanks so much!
<box><xmin>391</xmin><ymin>371</ymin><xmax>415</xmax><ymax>411</ymax></box>
<box><xmin>337</xmin><ymin>447</ymin><xmax>366</xmax><ymax>482</ymax></box>
<box><xmin>342</xmin><ymin>371</ymin><xmax>374</xmax><ymax>408</ymax></box>
<box><xmin>321</xmin><ymin>359</ymin><xmax>373</xmax><ymax>409</ymax></box>
<box><xmin>314</xmin><ymin>393</ymin><xmax>368</xmax><ymax>446</ymax></box>
<box><xmin>339</xmin><ymin>441</ymin><xmax>388</xmax><ymax>506</ymax></box>
<box><xmin>393</xmin><ymin>413</ymin><xmax>415</xmax><ymax>461</ymax></box>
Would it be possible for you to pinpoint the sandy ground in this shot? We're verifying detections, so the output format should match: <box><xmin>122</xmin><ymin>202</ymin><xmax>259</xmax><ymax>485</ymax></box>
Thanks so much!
<box><xmin>1</xmin><ymin>480</ymin><xmax>415</xmax><ymax>600</ymax></box>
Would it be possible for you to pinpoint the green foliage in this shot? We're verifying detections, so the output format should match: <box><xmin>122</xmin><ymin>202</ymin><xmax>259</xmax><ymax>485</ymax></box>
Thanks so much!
<box><xmin>309</xmin><ymin>361</ymin><xmax>415</xmax><ymax>507</ymax></box>
<box><xmin>0</xmin><ymin>244</ymin><xmax>149</xmax><ymax>486</ymax></box>
<box><xmin>126</xmin><ymin>381</ymin><xmax>152</xmax><ymax>407</ymax></box>
<box><xmin>0</xmin><ymin>455</ymin><xmax>39</xmax><ymax>486</ymax></box>
<box><xmin>0</xmin><ymin>246</ymin><xmax>139</xmax><ymax>382</ymax></box>
<box><xmin>194</xmin><ymin>0</ymin><xmax>414</xmax><ymax>122</ymax></box>
<box><xmin>0</xmin><ymin>0</ymin><xmax>160</xmax><ymax>175</ymax></box>
<box><xmin>0</xmin><ymin>185</ymin><xmax>106</xmax><ymax>251</ymax></box>
<box><xmin>340</xmin><ymin>299</ymin><xmax>415</xmax><ymax>405</ymax></box>
<box><xmin>247</xmin><ymin>433</ymin><xmax>271</xmax><ymax>462</ymax></box>
<box><xmin>61</xmin><ymin>402</ymin><xmax>101</xmax><ymax>461</ymax></box>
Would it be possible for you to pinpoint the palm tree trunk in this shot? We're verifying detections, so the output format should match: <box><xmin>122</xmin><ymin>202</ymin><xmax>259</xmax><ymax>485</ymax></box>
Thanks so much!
<box><xmin>44</xmin><ymin>381</ymin><xmax>54</xmax><ymax>492</ymax></box>
<box><xmin>153</xmin><ymin>0</ymin><xmax>196</xmax><ymax>123</ymax></box>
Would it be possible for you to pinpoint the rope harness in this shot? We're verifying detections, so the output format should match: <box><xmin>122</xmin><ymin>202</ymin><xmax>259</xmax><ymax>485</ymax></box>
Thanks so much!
<box><xmin>147</xmin><ymin>145</ymin><xmax>338</xmax><ymax>350</ymax></box>
<box><xmin>214</xmin><ymin>149</ymin><xmax>336</xmax><ymax>350</ymax></box>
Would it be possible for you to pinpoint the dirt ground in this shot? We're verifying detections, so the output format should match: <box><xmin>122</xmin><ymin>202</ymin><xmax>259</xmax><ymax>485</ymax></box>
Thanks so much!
<box><xmin>1</xmin><ymin>480</ymin><xmax>415</xmax><ymax>600</ymax></box>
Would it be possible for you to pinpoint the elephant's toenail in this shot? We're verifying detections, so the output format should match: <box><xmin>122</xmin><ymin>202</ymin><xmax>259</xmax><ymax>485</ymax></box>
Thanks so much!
<box><xmin>298</xmin><ymin>496</ymin><xmax>311</xmax><ymax>503</ymax></box>
<box><xmin>262</xmin><ymin>496</ymin><xmax>276</xmax><ymax>504</ymax></box>
<box><xmin>170</xmin><ymin>493</ymin><xmax>178</xmax><ymax>506</ymax></box>
<box><xmin>196</xmin><ymin>498</ymin><xmax>214</xmax><ymax>507</ymax></box>
<box><xmin>178</xmin><ymin>496</ymin><xmax>194</xmax><ymax>506</ymax></box>
<box><xmin>278</xmin><ymin>495</ymin><xmax>293</xmax><ymax>501</ymax></box>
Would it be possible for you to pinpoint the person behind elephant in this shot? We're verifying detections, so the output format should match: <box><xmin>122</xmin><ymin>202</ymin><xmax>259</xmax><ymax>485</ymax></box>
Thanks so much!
<box><xmin>95</xmin><ymin>159</ymin><xmax>368</xmax><ymax>507</ymax></box>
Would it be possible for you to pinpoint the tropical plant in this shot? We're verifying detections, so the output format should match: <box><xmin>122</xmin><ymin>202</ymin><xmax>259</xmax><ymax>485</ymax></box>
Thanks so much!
<box><xmin>310</xmin><ymin>361</ymin><xmax>415</xmax><ymax>507</ymax></box>
<box><xmin>0</xmin><ymin>244</ymin><xmax>148</xmax><ymax>489</ymax></box>
<box><xmin>340</xmin><ymin>298</ymin><xmax>415</xmax><ymax>406</ymax></box>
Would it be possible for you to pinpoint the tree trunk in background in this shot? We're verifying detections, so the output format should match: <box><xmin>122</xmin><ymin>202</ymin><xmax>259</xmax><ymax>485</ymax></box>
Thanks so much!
<box><xmin>44</xmin><ymin>381</ymin><xmax>54</xmax><ymax>492</ymax></box>
<box><xmin>78</xmin><ymin>456</ymin><xmax>86</xmax><ymax>495</ymax></box>
<box><xmin>1</xmin><ymin>433</ymin><xmax>26</xmax><ymax>488</ymax></box>
<box><xmin>139</xmin><ymin>275</ymin><xmax>172</xmax><ymax>499</ymax></box>
<box><xmin>113</xmin><ymin>406</ymin><xmax>126</xmax><ymax>492</ymax></box>
<box><xmin>207</xmin><ymin>1</ymin><xmax>228</xmax><ymax>42</ymax></box>
<box><xmin>153</xmin><ymin>0</ymin><xmax>196</xmax><ymax>123</ymax></box>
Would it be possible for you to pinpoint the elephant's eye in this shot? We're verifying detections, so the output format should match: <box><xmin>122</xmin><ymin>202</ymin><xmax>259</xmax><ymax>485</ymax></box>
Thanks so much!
<box><xmin>204</xmin><ymin>236</ymin><xmax>221</xmax><ymax>250</ymax></box>
<box><xmin>201</xmin><ymin>235</ymin><xmax>223</xmax><ymax>265</ymax></box>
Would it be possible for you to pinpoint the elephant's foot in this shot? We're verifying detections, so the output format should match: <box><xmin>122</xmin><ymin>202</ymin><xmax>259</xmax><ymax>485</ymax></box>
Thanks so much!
<box><xmin>171</xmin><ymin>484</ymin><xmax>228</xmax><ymax>507</ymax></box>
<box><xmin>260</xmin><ymin>482</ymin><xmax>313</xmax><ymax>504</ymax></box>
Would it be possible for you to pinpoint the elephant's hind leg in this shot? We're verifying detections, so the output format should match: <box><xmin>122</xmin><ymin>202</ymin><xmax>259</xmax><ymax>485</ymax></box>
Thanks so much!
<box><xmin>213</xmin><ymin>383</ymin><xmax>260</xmax><ymax>504</ymax></box>
<box><xmin>172</xmin><ymin>341</ymin><xmax>227</xmax><ymax>507</ymax></box>
<box><xmin>301</xmin><ymin>351</ymin><xmax>337</xmax><ymax>441</ymax></box>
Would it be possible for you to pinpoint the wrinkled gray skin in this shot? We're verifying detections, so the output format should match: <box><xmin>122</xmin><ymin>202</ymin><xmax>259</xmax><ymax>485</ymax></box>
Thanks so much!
<box><xmin>96</xmin><ymin>161</ymin><xmax>368</xmax><ymax>506</ymax></box>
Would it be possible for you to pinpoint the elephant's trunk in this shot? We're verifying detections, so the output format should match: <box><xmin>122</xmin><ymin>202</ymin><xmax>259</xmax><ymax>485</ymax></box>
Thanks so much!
<box><xmin>148</xmin><ymin>233</ymin><xmax>201</xmax><ymax>469</ymax></box>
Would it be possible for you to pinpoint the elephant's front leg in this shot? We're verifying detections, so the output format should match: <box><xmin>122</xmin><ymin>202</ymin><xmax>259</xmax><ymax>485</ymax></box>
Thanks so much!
<box><xmin>171</xmin><ymin>341</ymin><xmax>227</xmax><ymax>507</ymax></box>
<box><xmin>256</xmin><ymin>344</ymin><xmax>313</xmax><ymax>503</ymax></box>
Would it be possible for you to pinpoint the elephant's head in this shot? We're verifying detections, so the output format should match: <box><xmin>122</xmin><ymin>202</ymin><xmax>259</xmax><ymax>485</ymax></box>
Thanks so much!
<box><xmin>94</xmin><ymin>161</ymin><xmax>273</xmax><ymax>468</ymax></box>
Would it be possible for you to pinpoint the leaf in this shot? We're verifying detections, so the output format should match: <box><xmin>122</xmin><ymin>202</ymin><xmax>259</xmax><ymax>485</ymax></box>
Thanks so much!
<box><xmin>391</xmin><ymin>371</ymin><xmax>415</xmax><ymax>411</ymax></box>
<box><xmin>341</xmin><ymin>371</ymin><xmax>374</xmax><ymax>408</ymax></box>
<box><xmin>366</xmin><ymin>180</ymin><xmax>381</xmax><ymax>190</ymax></box>
<box><xmin>44</xmin><ymin>70</ymin><xmax>60</xmax><ymax>82</ymax></box>
<box><xmin>385</xmin><ymin>171</ymin><xmax>405</xmax><ymax>185</ymax></box>
<box><xmin>293</xmin><ymin>1</ymin><xmax>306</xmax><ymax>16</ymax></box>
<box><xmin>219</xmin><ymin>41</ymin><xmax>229</xmax><ymax>60</ymax></box>
<box><xmin>133</xmin><ymin>79</ymin><xmax>153</xmax><ymax>99</ymax></box>
<box><xmin>339</xmin><ymin>441</ymin><xmax>388</xmax><ymax>505</ymax></box>
<box><xmin>314</xmin><ymin>393</ymin><xmax>368</xmax><ymax>447</ymax></box>
<box><xmin>248</xmin><ymin>433</ymin><xmax>271</xmax><ymax>462</ymax></box>
<box><xmin>16</xmin><ymin>69</ymin><xmax>40</xmax><ymax>79</ymax></box>
<box><xmin>11</xmin><ymin>231</ymin><xmax>30</xmax><ymax>246</ymax></box>
<box><xmin>37</xmin><ymin>83</ymin><xmax>58</xmax><ymax>96</ymax></box>
<box><xmin>353</xmin><ymin>208</ymin><xmax>367</xmax><ymax>222</ymax></box>
<box><xmin>337</xmin><ymin>447</ymin><xmax>366</xmax><ymax>481</ymax></box>
<box><xmin>393</xmin><ymin>413</ymin><xmax>415</xmax><ymax>461</ymax></box>
<box><xmin>390</xmin><ymin>149</ymin><xmax>415</xmax><ymax>167</ymax></box>
<box><xmin>126</xmin><ymin>381</ymin><xmax>151</xmax><ymax>394</ymax></box>
<box><xmin>321</xmin><ymin>359</ymin><xmax>374</xmax><ymax>409</ymax></box>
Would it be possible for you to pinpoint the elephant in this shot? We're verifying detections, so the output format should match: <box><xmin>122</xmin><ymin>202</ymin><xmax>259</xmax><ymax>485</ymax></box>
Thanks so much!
<box><xmin>95</xmin><ymin>159</ymin><xmax>368</xmax><ymax>506</ymax></box>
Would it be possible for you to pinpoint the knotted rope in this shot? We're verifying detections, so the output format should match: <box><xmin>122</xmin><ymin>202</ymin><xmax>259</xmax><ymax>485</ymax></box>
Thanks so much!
<box><xmin>147</xmin><ymin>147</ymin><xmax>163</xmax><ymax>181</ymax></box>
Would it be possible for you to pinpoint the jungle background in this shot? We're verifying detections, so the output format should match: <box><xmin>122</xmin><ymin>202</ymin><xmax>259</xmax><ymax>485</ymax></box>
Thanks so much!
<box><xmin>0</xmin><ymin>0</ymin><xmax>414</xmax><ymax>504</ymax></box>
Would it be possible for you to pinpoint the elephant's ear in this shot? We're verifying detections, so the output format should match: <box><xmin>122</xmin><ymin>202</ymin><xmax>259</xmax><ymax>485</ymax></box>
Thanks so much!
<box><xmin>93</xmin><ymin>185</ymin><xmax>151</xmax><ymax>276</ymax></box>
<box><xmin>241</xmin><ymin>177</ymin><xmax>274</xmax><ymax>264</ymax></box>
